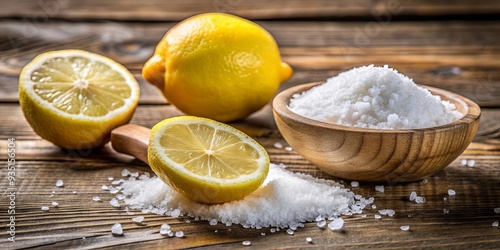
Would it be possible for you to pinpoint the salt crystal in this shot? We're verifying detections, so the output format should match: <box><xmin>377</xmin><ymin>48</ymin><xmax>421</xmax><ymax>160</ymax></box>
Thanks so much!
<box><xmin>109</xmin><ymin>186</ymin><xmax>121</xmax><ymax>194</ymax></box>
<box><xmin>306</xmin><ymin>237</ymin><xmax>313</xmax><ymax>243</ymax></box>
<box><xmin>242</xmin><ymin>240</ymin><xmax>251</xmax><ymax>246</ymax></box>
<box><xmin>460</xmin><ymin>159</ymin><xmax>468</xmax><ymax>166</ymax></box>
<box><xmin>288</xmin><ymin>65</ymin><xmax>462</xmax><ymax>129</ymax></box>
<box><xmin>379</xmin><ymin>209</ymin><xmax>395</xmax><ymax>217</ymax></box>
<box><xmin>130</xmin><ymin>172</ymin><xmax>139</xmax><ymax>178</ymax></box>
<box><xmin>111</xmin><ymin>223</ymin><xmax>123</xmax><ymax>236</ymax></box>
<box><xmin>466</xmin><ymin>160</ymin><xmax>475</xmax><ymax>168</ymax></box>
<box><xmin>72</xmin><ymin>191</ymin><xmax>77</xmax><ymax>194</ymax></box>
<box><xmin>160</xmin><ymin>224</ymin><xmax>172</xmax><ymax>236</ymax></box>
<box><xmin>139</xmin><ymin>172</ymin><xmax>151</xmax><ymax>180</ymax></box>
<box><xmin>286</xmin><ymin>229</ymin><xmax>294</xmax><ymax>235</ymax></box>
<box><xmin>108</xmin><ymin>177</ymin><xmax>114</xmax><ymax>181</ymax></box>
<box><xmin>41</xmin><ymin>206</ymin><xmax>49</xmax><ymax>211</ymax></box>
<box><xmin>55</xmin><ymin>180</ymin><xmax>64</xmax><ymax>187</ymax></box>
<box><xmin>494</xmin><ymin>208</ymin><xmax>500</xmax><ymax>213</ymax></box>
<box><xmin>400</xmin><ymin>225</ymin><xmax>410</xmax><ymax>231</ymax></box>
<box><xmin>132</xmin><ymin>216</ymin><xmax>144</xmax><ymax>223</ymax></box>
<box><xmin>261</xmin><ymin>232</ymin><xmax>266</xmax><ymax>236</ymax></box>
<box><xmin>273</xmin><ymin>142</ymin><xmax>283</xmax><ymax>149</ymax></box>
<box><xmin>421</xmin><ymin>179</ymin><xmax>428</xmax><ymax>184</ymax></box>
<box><xmin>315</xmin><ymin>215</ymin><xmax>324</xmax><ymax>222</ymax></box>
<box><xmin>171</xmin><ymin>209</ymin><xmax>181</xmax><ymax>218</ymax></box>
<box><xmin>409</xmin><ymin>191</ymin><xmax>417</xmax><ymax>201</ymax></box>
<box><xmin>375</xmin><ymin>185</ymin><xmax>385</xmax><ymax>192</ymax></box>
<box><xmin>351</xmin><ymin>181</ymin><xmax>359</xmax><ymax>188</ymax></box>
<box><xmin>109</xmin><ymin>198</ymin><xmax>120</xmax><ymax>208</ymax></box>
<box><xmin>122</xmin><ymin>169</ymin><xmax>131</xmax><ymax>177</ymax></box>
<box><xmin>415</xmin><ymin>196</ymin><xmax>426</xmax><ymax>204</ymax></box>
<box><xmin>317</xmin><ymin>220</ymin><xmax>327</xmax><ymax>228</ymax></box>
<box><xmin>374</xmin><ymin>215</ymin><xmax>382</xmax><ymax>219</ymax></box>
<box><xmin>92</xmin><ymin>196</ymin><xmax>102</xmax><ymax>202</ymax></box>
<box><xmin>371</xmin><ymin>204</ymin><xmax>377</xmax><ymax>209</ymax></box>
<box><xmin>448</xmin><ymin>189</ymin><xmax>456</xmax><ymax>196</ymax></box>
<box><xmin>111</xmin><ymin>180</ymin><xmax>123</xmax><ymax>185</ymax></box>
<box><xmin>270</xmin><ymin>228</ymin><xmax>276</xmax><ymax>233</ymax></box>
<box><xmin>284</xmin><ymin>146</ymin><xmax>293</xmax><ymax>151</ymax></box>
<box><xmin>116</xmin><ymin>194</ymin><xmax>126</xmax><ymax>200</ymax></box>
<box><xmin>101</xmin><ymin>185</ymin><xmax>109</xmax><ymax>191</ymax></box>
<box><xmin>328</xmin><ymin>218</ymin><xmax>344</xmax><ymax>230</ymax></box>
<box><xmin>51</xmin><ymin>201</ymin><xmax>59</xmax><ymax>207</ymax></box>
<box><xmin>209</xmin><ymin>219</ymin><xmax>218</xmax><ymax>226</ymax></box>
<box><xmin>443</xmin><ymin>197</ymin><xmax>448</xmax><ymax>201</ymax></box>
<box><xmin>175</xmin><ymin>231</ymin><xmax>184</xmax><ymax>238</ymax></box>
<box><xmin>443</xmin><ymin>209</ymin><xmax>449</xmax><ymax>214</ymax></box>
<box><xmin>492</xmin><ymin>221</ymin><xmax>498</xmax><ymax>227</ymax></box>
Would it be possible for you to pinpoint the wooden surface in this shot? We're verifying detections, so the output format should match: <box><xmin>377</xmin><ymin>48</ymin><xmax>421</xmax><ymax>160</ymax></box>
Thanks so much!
<box><xmin>0</xmin><ymin>0</ymin><xmax>499</xmax><ymax>249</ymax></box>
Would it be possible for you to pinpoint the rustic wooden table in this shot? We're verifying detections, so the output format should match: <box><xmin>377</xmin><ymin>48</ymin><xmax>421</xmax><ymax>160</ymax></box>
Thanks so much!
<box><xmin>1</xmin><ymin>1</ymin><xmax>499</xmax><ymax>249</ymax></box>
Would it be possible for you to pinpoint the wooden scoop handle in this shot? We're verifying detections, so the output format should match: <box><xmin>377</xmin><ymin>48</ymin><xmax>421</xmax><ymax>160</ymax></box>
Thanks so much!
<box><xmin>110</xmin><ymin>124</ymin><xmax>151</xmax><ymax>164</ymax></box>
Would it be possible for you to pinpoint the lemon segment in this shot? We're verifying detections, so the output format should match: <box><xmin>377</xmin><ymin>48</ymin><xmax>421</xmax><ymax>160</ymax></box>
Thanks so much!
<box><xmin>148</xmin><ymin>116</ymin><xmax>270</xmax><ymax>204</ymax></box>
<box><xmin>19</xmin><ymin>50</ymin><xmax>140</xmax><ymax>149</ymax></box>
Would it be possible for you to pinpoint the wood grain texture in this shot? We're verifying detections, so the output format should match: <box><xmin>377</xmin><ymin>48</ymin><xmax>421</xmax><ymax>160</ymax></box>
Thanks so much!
<box><xmin>0</xmin><ymin>0</ymin><xmax>499</xmax><ymax>21</ymax></box>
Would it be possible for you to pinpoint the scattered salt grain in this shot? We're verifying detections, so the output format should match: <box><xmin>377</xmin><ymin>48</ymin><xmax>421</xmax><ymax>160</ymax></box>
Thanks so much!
<box><xmin>460</xmin><ymin>159</ymin><xmax>468</xmax><ymax>166</ymax></box>
<box><xmin>101</xmin><ymin>185</ymin><xmax>109</xmax><ymax>191</ymax></box>
<box><xmin>379</xmin><ymin>209</ymin><xmax>395</xmax><ymax>217</ymax></box>
<box><xmin>72</xmin><ymin>191</ymin><xmax>77</xmax><ymax>194</ymax></box>
<box><xmin>41</xmin><ymin>206</ymin><xmax>49</xmax><ymax>211</ymax></box>
<box><xmin>108</xmin><ymin>177</ymin><xmax>114</xmax><ymax>181</ymax></box>
<box><xmin>209</xmin><ymin>219</ymin><xmax>218</xmax><ymax>226</ymax></box>
<box><xmin>270</xmin><ymin>228</ymin><xmax>276</xmax><ymax>233</ymax></box>
<box><xmin>371</xmin><ymin>204</ymin><xmax>377</xmax><ymax>209</ymax></box>
<box><xmin>492</xmin><ymin>221</ymin><xmax>498</xmax><ymax>227</ymax></box>
<box><xmin>51</xmin><ymin>201</ymin><xmax>59</xmax><ymax>207</ymax></box>
<box><xmin>273</xmin><ymin>142</ymin><xmax>283</xmax><ymax>149</ymax></box>
<box><xmin>351</xmin><ymin>181</ymin><xmax>359</xmax><ymax>188</ymax></box>
<box><xmin>55</xmin><ymin>180</ymin><xmax>64</xmax><ymax>187</ymax></box>
<box><xmin>116</xmin><ymin>194</ymin><xmax>126</xmax><ymax>200</ymax></box>
<box><xmin>466</xmin><ymin>160</ymin><xmax>475</xmax><ymax>168</ymax></box>
<box><xmin>109</xmin><ymin>186</ymin><xmax>121</xmax><ymax>194</ymax></box>
<box><xmin>374</xmin><ymin>215</ymin><xmax>382</xmax><ymax>219</ymax></box>
<box><xmin>111</xmin><ymin>223</ymin><xmax>123</xmax><ymax>236</ymax></box>
<box><xmin>114</xmin><ymin>163</ymin><xmax>372</xmax><ymax>229</ymax></box>
<box><xmin>109</xmin><ymin>198</ymin><xmax>120</xmax><ymax>208</ymax></box>
<box><xmin>242</xmin><ymin>240</ymin><xmax>251</xmax><ymax>246</ymax></box>
<box><xmin>494</xmin><ymin>208</ymin><xmax>500</xmax><ymax>214</ymax></box>
<box><xmin>286</xmin><ymin>229</ymin><xmax>294</xmax><ymax>235</ymax></box>
<box><xmin>92</xmin><ymin>196</ymin><xmax>102</xmax><ymax>202</ymax></box>
<box><xmin>409</xmin><ymin>191</ymin><xmax>417</xmax><ymax>201</ymax></box>
<box><xmin>112</xmin><ymin>179</ymin><xmax>123</xmax><ymax>185</ymax></box>
<box><xmin>328</xmin><ymin>218</ymin><xmax>344</xmax><ymax>230</ymax></box>
<box><xmin>317</xmin><ymin>220</ymin><xmax>327</xmax><ymax>228</ymax></box>
<box><xmin>132</xmin><ymin>216</ymin><xmax>144</xmax><ymax>223</ymax></box>
<box><xmin>175</xmin><ymin>231</ymin><xmax>184</xmax><ymax>238</ymax></box>
<box><xmin>421</xmin><ymin>179</ymin><xmax>428</xmax><ymax>184</ymax></box>
<box><xmin>375</xmin><ymin>185</ymin><xmax>385</xmax><ymax>193</ymax></box>
<box><xmin>160</xmin><ymin>224</ymin><xmax>172</xmax><ymax>236</ymax></box>
<box><xmin>130</xmin><ymin>172</ymin><xmax>139</xmax><ymax>178</ymax></box>
<box><xmin>400</xmin><ymin>225</ymin><xmax>410</xmax><ymax>231</ymax></box>
<box><xmin>261</xmin><ymin>232</ymin><xmax>266</xmax><ymax>236</ymax></box>
<box><xmin>306</xmin><ymin>237</ymin><xmax>313</xmax><ymax>243</ymax></box>
<box><xmin>443</xmin><ymin>209</ymin><xmax>450</xmax><ymax>214</ymax></box>
<box><xmin>415</xmin><ymin>196</ymin><xmax>426</xmax><ymax>204</ymax></box>
<box><xmin>288</xmin><ymin>65</ymin><xmax>462</xmax><ymax>129</ymax></box>
<box><xmin>284</xmin><ymin>146</ymin><xmax>293</xmax><ymax>151</ymax></box>
<box><xmin>122</xmin><ymin>169</ymin><xmax>131</xmax><ymax>177</ymax></box>
<box><xmin>448</xmin><ymin>189</ymin><xmax>456</xmax><ymax>196</ymax></box>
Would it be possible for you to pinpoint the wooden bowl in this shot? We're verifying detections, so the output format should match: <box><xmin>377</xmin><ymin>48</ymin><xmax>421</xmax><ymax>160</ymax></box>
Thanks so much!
<box><xmin>273</xmin><ymin>82</ymin><xmax>481</xmax><ymax>182</ymax></box>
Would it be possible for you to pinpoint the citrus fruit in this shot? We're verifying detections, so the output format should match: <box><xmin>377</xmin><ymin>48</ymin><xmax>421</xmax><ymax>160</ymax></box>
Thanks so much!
<box><xmin>142</xmin><ymin>13</ymin><xmax>293</xmax><ymax>122</ymax></box>
<box><xmin>148</xmin><ymin>116</ymin><xmax>270</xmax><ymax>204</ymax></box>
<box><xmin>19</xmin><ymin>50</ymin><xmax>140</xmax><ymax>149</ymax></box>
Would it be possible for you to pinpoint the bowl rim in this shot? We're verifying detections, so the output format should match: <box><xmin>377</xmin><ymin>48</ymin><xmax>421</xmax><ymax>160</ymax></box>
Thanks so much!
<box><xmin>273</xmin><ymin>82</ymin><xmax>481</xmax><ymax>134</ymax></box>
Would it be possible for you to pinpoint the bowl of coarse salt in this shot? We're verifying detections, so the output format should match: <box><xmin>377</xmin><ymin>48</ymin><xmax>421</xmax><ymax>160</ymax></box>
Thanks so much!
<box><xmin>273</xmin><ymin>65</ymin><xmax>481</xmax><ymax>182</ymax></box>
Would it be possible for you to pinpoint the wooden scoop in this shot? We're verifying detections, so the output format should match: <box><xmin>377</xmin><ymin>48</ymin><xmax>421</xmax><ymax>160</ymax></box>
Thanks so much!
<box><xmin>110</xmin><ymin>124</ymin><xmax>151</xmax><ymax>164</ymax></box>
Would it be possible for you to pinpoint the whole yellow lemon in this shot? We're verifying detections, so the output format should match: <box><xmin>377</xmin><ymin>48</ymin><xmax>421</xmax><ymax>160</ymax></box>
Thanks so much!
<box><xmin>142</xmin><ymin>13</ymin><xmax>293</xmax><ymax>122</ymax></box>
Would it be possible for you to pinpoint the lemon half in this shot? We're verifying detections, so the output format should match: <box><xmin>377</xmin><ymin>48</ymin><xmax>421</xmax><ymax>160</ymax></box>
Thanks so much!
<box><xmin>148</xmin><ymin>116</ymin><xmax>270</xmax><ymax>204</ymax></box>
<box><xmin>19</xmin><ymin>50</ymin><xmax>140</xmax><ymax>149</ymax></box>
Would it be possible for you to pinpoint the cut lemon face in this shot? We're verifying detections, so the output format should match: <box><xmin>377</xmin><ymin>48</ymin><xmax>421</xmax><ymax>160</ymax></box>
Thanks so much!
<box><xmin>148</xmin><ymin>116</ymin><xmax>270</xmax><ymax>204</ymax></box>
<box><xmin>19</xmin><ymin>50</ymin><xmax>140</xmax><ymax>149</ymax></box>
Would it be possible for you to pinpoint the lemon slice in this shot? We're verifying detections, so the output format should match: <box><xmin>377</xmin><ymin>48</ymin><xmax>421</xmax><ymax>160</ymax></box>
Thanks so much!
<box><xmin>148</xmin><ymin>116</ymin><xmax>270</xmax><ymax>204</ymax></box>
<box><xmin>19</xmin><ymin>50</ymin><xmax>140</xmax><ymax>149</ymax></box>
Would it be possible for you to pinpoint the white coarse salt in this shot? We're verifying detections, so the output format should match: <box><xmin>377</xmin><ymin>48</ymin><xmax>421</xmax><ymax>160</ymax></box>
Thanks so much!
<box><xmin>209</xmin><ymin>219</ymin><xmax>218</xmax><ymax>226</ymax></box>
<box><xmin>55</xmin><ymin>180</ymin><xmax>64</xmax><ymax>187</ymax></box>
<box><xmin>122</xmin><ymin>169</ymin><xmax>131</xmax><ymax>177</ymax></box>
<box><xmin>132</xmin><ymin>216</ymin><xmax>144</xmax><ymax>223</ymax></box>
<box><xmin>466</xmin><ymin>160</ymin><xmax>475</xmax><ymax>168</ymax></box>
<box><xmin>328</xmin><ymin>218</ymin><xmax>344</xmax><ymax>230</ymax></box>
<box><xmin>51</xmin><ymin>201</ymin><xmax>59</xmax><ymax>207</ymax></box>
<box><xmin>306</xmin><ymin>237</ymin><xmax>313</xmax><ymax>243</ymax></box>
<box><xmin>109</xmin><ymin>198</ymin><xmax>120</xmax><ymax>208</ymax></box>
<box><xmin>443</xmin><ymin>209</ymin><xmax>450</xmax><ymax>214</ymax></box>
<box><xmin>448</xmin><ymin>189</ymin><xmax>457</xmax><ymax>196</ymax></box>
<box><xmin>101</xmin><ymin>185</ymin><xmax>109</xmax><ymax>191</ymax></box>
<box><xmin>111</xmin><ymin>223</ymin><xmax>123</xmax><ymax>236</ymax></box>
<box><xmin>288</xmin><ymin>65</ymin><xmax>462</xmax><ymax>129</ymax></box>
<box><xmin>460</xmin><ymin>159</ymin><xmax>468</xmax><ymax>166</ymax></box>
<box><xmin>284</xmin><ymin>146</ymin><xmax>293</xmax><ymax>151</ymax></box>
<box><xmin>415</xmin><ymin>196</ymin><xmax>426</xmax><ymax>204</ymax></box>
<box><xmin>286</xmin><ymin>229</ymin><xmax>294</xmax><ymax>235</ymax></box>
<box><xmin>400</xmin><ymin>225</ymin><xmax>410</xmax><ymax>231</ymax></box>
<box><xmin>115</xmin><ymin>163</ymin><xmax>372</xmax><ymax>229</ymax></box>
<box><xmin>175</xmin><ymin>231</ymin><xmax>184</xmax><ymax>238</ymax></box>
<box><xmin>108</xmin><ymin>177</ymin><xmax>114</xmax><ymax>181</ymax></box>
<box><xmin>92</xmin><ymin>196</ymin><xmax>102</xmax><ymax>202</ymax></box>
<box><xmin>494</xmin><ymin>207</ymin><xmax>500</xmax><ymax>213</ymax></box>
<box><xmin>409</xmin><ymin>191</ymin><xmax>417</xmax><ymax>201</ymax></box>
<box><xmin>351</xmin><ymin>181</ymin><xmax>359</xmax><ymax>188</ymax></box>
<box><xmin>242</xmin><ymin>240</ymin><xmax>251</xmax><ymax>246</ymax></box>
<box><xmin>375</xmin><ymin>185</ymin><xmax>385</xmax><ymax>192</ymax></box>
<box><xmin>374</xmin><ymin>215</ymin><xmax>382</xmax><ymax>219</ymax></box>
<box><xmin>379</xmin><ymin>209</ymin><xmax>395</xmax><ymax>217</ymax></box>
<box><xmin>160</xmin><ymin>224</ymin><xmax>172</xmax><ymax>236</ymax></box>
<box><xmin>492</xmin><ymin>221</ymin><xmax>498</xmax><ymax>227</ymax></box>
<box><xmin>41</xmin><ymin>206</ymin><xmax>49</xmax><ymax>211</ymax></box>
<box><xmin>273</xmin><ymin>142</ymin><xmax>283</xmax><ymax>149</ymax></box>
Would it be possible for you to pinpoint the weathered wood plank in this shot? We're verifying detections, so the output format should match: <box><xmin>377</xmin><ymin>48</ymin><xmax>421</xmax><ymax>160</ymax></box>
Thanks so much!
<box><xmin>0</xmin><ymin>0</ymin><xmax>499</xmax><ymax>21</ymax></box>
<box><xmin>1</xmin><ymin>21</ymin><xmax>499</xmax><ymax>106</ymax></box>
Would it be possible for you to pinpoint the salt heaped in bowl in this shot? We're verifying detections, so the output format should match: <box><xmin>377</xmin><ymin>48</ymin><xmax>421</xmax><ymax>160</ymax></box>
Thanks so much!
<box><xmin>288</xmin><ymin>65</ymin><xmax>463</xmax><ymax>129</ymax></box>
